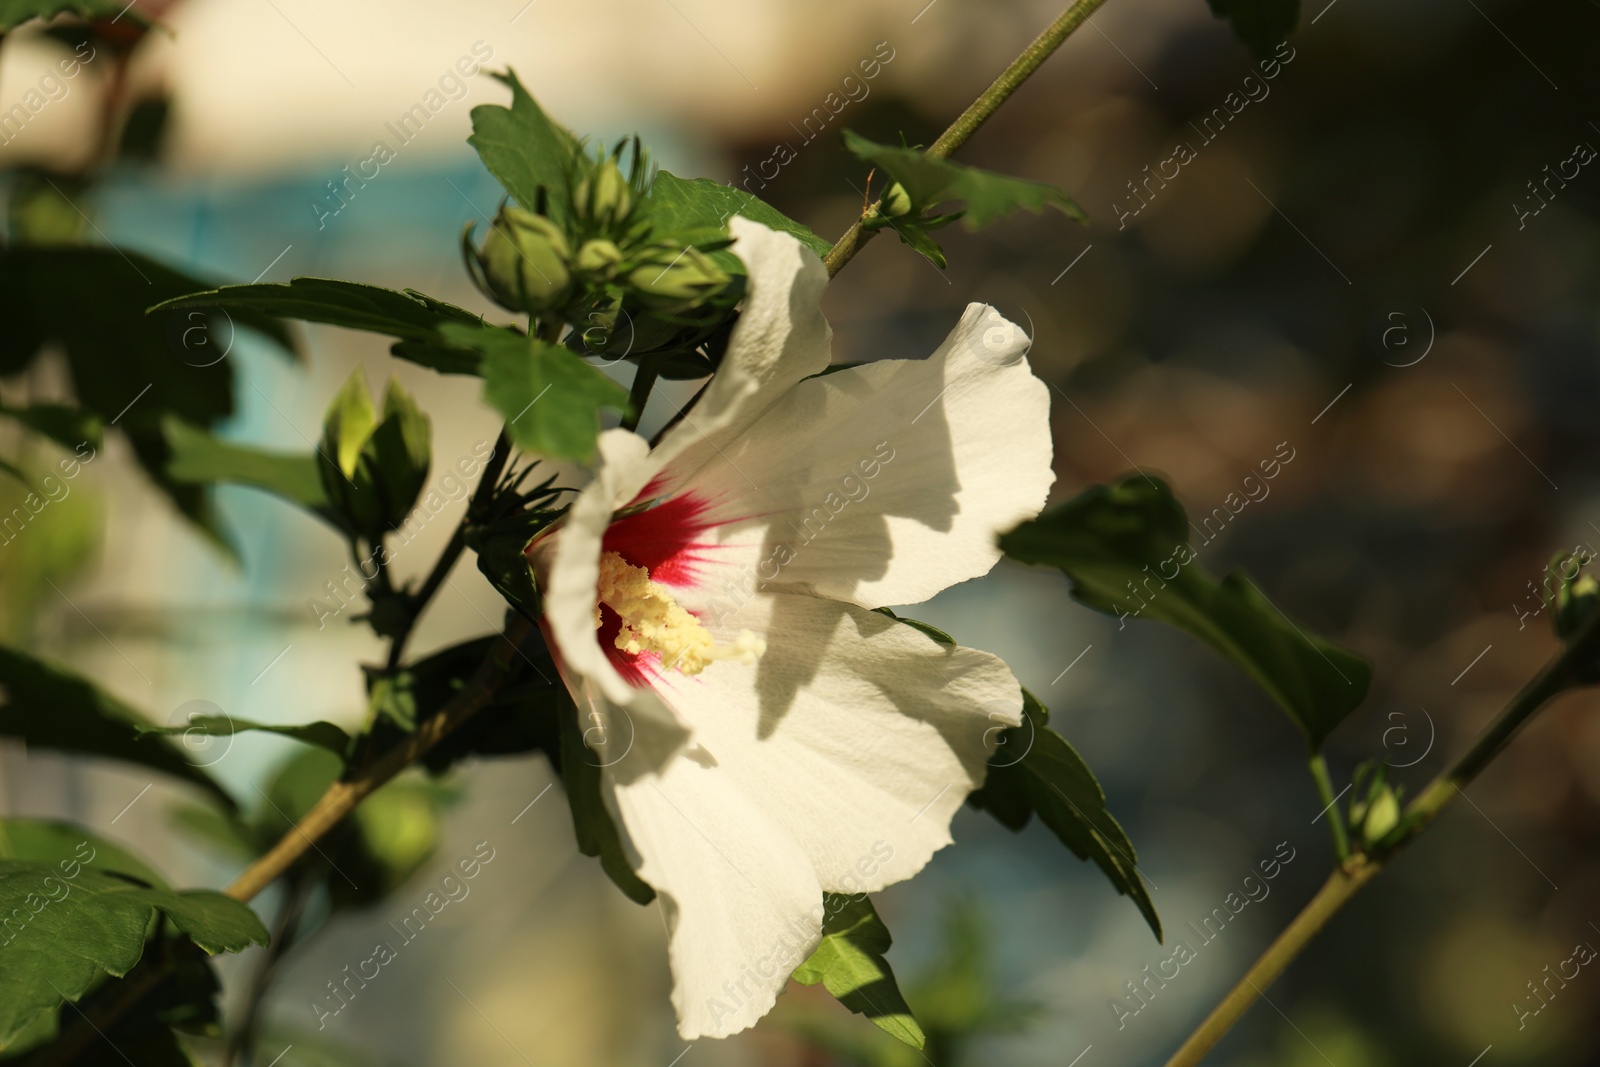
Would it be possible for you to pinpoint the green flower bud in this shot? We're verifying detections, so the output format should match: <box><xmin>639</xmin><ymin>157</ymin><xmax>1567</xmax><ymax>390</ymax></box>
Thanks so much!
<box><xmin>575</xmin><ymin>159</ymin><xmax>633</xmax><ymax>228</ymax></box>
<box><xmin>628</xmin><ymin>245</ymin><xmax>731</xmax><ymax>308</ymax></box>
<box><xmin>474</xmin><ymin>206</ymin><xmax>572</xmax><ymax>313</ymax></box>
<box><xmin>575</xmin><ymin>238</ymin><xmax>625</xmax><ymax>275</ymax></box>
<box><xmin>1359</xmin><ymin>786</ymin><xmax>1401</xmax><ymax>847</ymax></box>
<box><xmin>880</xmin><ymin>180</ymin><xmax>913</xmax><ymax>218</ymax></box>
<box><xmin>318</xmin><ymin>370</ymin><xmax>432</xmax><ymax>541</ymax></box>
<box><xmin>1555</xmin><ymin>559</ymin><xmax>1600</xmax><ymax>640</ymax></box>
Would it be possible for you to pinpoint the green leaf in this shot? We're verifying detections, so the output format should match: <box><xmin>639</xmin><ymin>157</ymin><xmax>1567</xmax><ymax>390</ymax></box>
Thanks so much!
<box><xmin>134</xmin><ymin>715</ymin><xmax>350</xmax><ymax>758</ymax></box>
<box><xmin>446</xmin><ymin>324</ymin><xmax>629</xmax><ymax>462</ymax></box>
<box><xmin>0</xmin><ymin>403</ymin><xmax>103</xmax><ymax>452</ymax></box>
<box><xmin>0</xmin><ymin>245</ymin><xmax>297</xmax><ymax>552</ymax></box>
<box><xmin>880</xmin><ymin>217</ymin><xmax>950</xmax><ymax>269</ymax></box>
<box><xmin>0</xmin><ymin>862</ymin><xmax>266</xmax><ymax>1049</ymax></box>
<box><xmin>0</xmin><ymin>0</ymin><xmax>150</xmax><ymax>31</ymax></box>
<box><xmin>999</xmin><ymin>475</ymin><xmax>1371</xmax><ymax>749</ymax></box>
<box><xmin>842</xmin><ymin>129</ymin><xmax>1087</xmax><ymax>229</ymax></box>
<box><xmin>792</xmin><ymin>894</ymin><xmax>924</xmax><ymax>1049</ymax></box>
<box><xmin>468</xmin><ymin>70</ymin><xmax>582</xmax><ymax>226</ymax></box>
<box><xmin>2</xmin><ymin>942</ymin><xmax>229</xmax><ymax>1063</ymax></box>
<box><xmin>646</xmin><ymin>172</ymin><xmax>832</xmax><ymax>259</ymax></box>
<box><xmin>348</xmin><ymin>778</ymin><xmax>446</xmax><ymax>897</ymax></box>
<box><xmin>968</xmin><ymin>691</ymin><xmax>1160</xmax><ymax>939</ymax></box>
<box><xmin>168</xmin><ymin>803</ymin><xmax>258</xmax><ymax>862</ymax></box>
<box><xmin>557</xmin><ymin>692</ymin><xmax>654</xmax><ymax>905</ymax></box>
<box><xmin>0</xmin><ymin>645</ymin><xmax>234</xmax><ymax>809</ymax></box>
<box><xmin>0</xmin><ymin>819</ymin><xmax>168</xmax><ymax>889</ymax></box>
<box><xmin>149</xmin><ymin>278</ymin><xmax>487</xmax><ymax>376</ymax></box>
<box><xmin>161</xmin><ymin>416</ymin><xmax>331</xmax><ymax>519</ymax></box>
<box><xmin>1205</xmin><ymin>0</ymin><xmax>1297</xmax><ymax>56</ymax></box>
<box><xmin>872</xmin><ymin>608</ymin><xmax>955</xmax><ymax>647</ymax></box>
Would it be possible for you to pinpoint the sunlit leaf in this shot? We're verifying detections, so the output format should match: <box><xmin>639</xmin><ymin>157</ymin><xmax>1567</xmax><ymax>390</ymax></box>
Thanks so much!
<box><xmin>0</xmin><ymin>862</ymin><xmax>265</xmax><ymax>1048</ymax></box>
<box><xmin>0</xmin><ymin>0</ymin><xmax>150</xmax><ymax>31</ymax></box>
<box><xmin>468</xmin><ymin>70</ymin><xmax>582</xmax><ymax>226</ymax></box>
<box><xmin>0</xmin><ymin>403</ymin><xmax>102</xmax><ymax>453</ymax></box>
<box><xmin>162</xmin><ymin>416</ymin><xmax>331</xmax><ymax>521</ymax></box>
<box><xmin>968</xmin><ymin>691</ymin><xmax>1160</xmax><ymax>939</ymax></box>
<box><xmin>445</xmin><ymin>324</ymin><xmax>629</xmax><ymax>462</ymax></box>
<box><xmin>999</xmin><ymin>474</ymin><xmax>1371</xmax><ymax>749</ymax></box>
<box><xmin>647</xmin><ymin>172</ymin><xmax>832</xmax><ymax>260</ymax></box>
<box><xmin>842</xmin><ymin>129</ymin><xmax>1087</xmax><ymax>227</ymax></box>
<box><xmin>792</xmin><ymin>894</ymin><xmax>924</xmax><ymax>1049</ymax></box>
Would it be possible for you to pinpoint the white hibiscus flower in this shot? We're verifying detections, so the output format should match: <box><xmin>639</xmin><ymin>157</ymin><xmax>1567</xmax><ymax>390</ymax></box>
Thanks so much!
<box><xmin>529</xmin><ymin>218</ymin><xmax>1054</xmax><ymax>1039</ymax></box>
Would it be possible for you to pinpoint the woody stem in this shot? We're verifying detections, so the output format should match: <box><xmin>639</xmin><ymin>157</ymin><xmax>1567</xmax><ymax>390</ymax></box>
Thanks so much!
<box><xmin>225</xmin><ymin>615</ymin><xmax>533</xmax><ymax>902</ymax></box>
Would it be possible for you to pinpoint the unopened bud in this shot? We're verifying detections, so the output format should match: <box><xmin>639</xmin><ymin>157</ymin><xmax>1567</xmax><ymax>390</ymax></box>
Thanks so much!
<box><xmin>880</xmin><ymin>181</ymin><xmax>913</xmax><ymax>218</ymax></box>
<box><xmin>1555</xmin><ymin>557</ymin><xmax>1600</xmax><ymax>640</ymax></box>
<box><xmin>575</xmin><ymin>159</ymin><xmax>633</xmax><ymax>228</ymax></box>
<box><xmin>1360</xmin><ymin>786</ymin><xmax>1401</xmax><ymax>847</ymax></box>
<box><xmin>575</xmin><ymin>238</ymin><xmax>625</xmax><ymax>275</ymax></box>
<box><xmin>475</xmin><ymin>206</ymin><xmax>571</xmax><ymax>313</ymax></box>
<box><xmin>628</xmin><ymin>245</ymin><xmax>730</xmax><ymax>307</ymax></box>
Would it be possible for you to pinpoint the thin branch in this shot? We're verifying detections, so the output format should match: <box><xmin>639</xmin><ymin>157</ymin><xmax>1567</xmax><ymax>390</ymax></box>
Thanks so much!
<box><xmin>1307</xmin><ymin>753</ymin><xmax>1350</xmax><ymax>863</ymax></box>
<box><xmin>822</xmin><ymin>0</ymin><xmax>1112</xmax><ymax>277</ymax></box>
<box><xmin>1162</xmin><ymin>610</ymin><xmax>1600</xmax><ymax>1067</ymax></box>
<box><xmin>225</xmin><ymin>615</ymin><xmax>533</xmax><ymax>903</ymax></box>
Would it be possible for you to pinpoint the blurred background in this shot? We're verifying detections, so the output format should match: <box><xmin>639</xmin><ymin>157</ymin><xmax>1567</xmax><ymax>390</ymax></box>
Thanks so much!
<box><xmin>2</xmin><ymin>0</ymin><xmax>1599</xmax><ymax>1063</ymax></box>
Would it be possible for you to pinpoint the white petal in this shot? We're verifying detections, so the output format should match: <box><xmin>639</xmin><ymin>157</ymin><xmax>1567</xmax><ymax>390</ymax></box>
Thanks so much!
<box><xmin>636</xmin><ymin>593</ymin><xmax>1022</xmax><ymax>895</ymax></box>
<box><xmin>539</xmin><ymin>429</ymin><xmax>687</xmax><ymax>765</ymax></box>
<box><xmin>606</xmin><ymin>756</ymin><xmax>823</xmax><ymax>1039</ymax></box>
<box><xmin>602</xmin><ymin>593</ymin><xmax>1020</xmax><ymax>1040</ymax></box>
<box><xmin>648</xmin><ymin>217</ymin><xmax>833</xmax><ymax>483</ymax></box>
<box><xmin>656</xmin><ymin>303</ymin><xmax>1054</xmax><ymax>609</ymax></box>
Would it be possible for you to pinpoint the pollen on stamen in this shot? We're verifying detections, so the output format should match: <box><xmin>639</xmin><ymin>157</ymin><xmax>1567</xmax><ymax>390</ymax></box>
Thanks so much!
<box><xmin>596</xmin><ymin>551</ymin><xmax>765</xmax><ymax>676</ymax></box>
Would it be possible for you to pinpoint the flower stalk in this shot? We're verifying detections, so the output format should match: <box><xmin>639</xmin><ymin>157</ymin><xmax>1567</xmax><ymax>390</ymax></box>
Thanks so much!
<box><xmin>1307</xmin><ymin>753</ymin><xmax>1351</xmax><ymax>863</ymax></box>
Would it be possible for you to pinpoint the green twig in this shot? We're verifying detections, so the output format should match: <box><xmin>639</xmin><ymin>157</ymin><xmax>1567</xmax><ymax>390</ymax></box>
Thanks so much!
<box><xmin>1162</xmin><ymin>610</ymin><xmax>1600</xmax><ymax>1067</ymax></box>
<box><xmin>1307</xmin><ymin>753</ymin><xmax>1350</xmax><ymax>864</ymax></box>
<box><xmin>822</xmin><ymin>0</ymin><xmax>1112</xmax><ymax>277</ymax></box>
